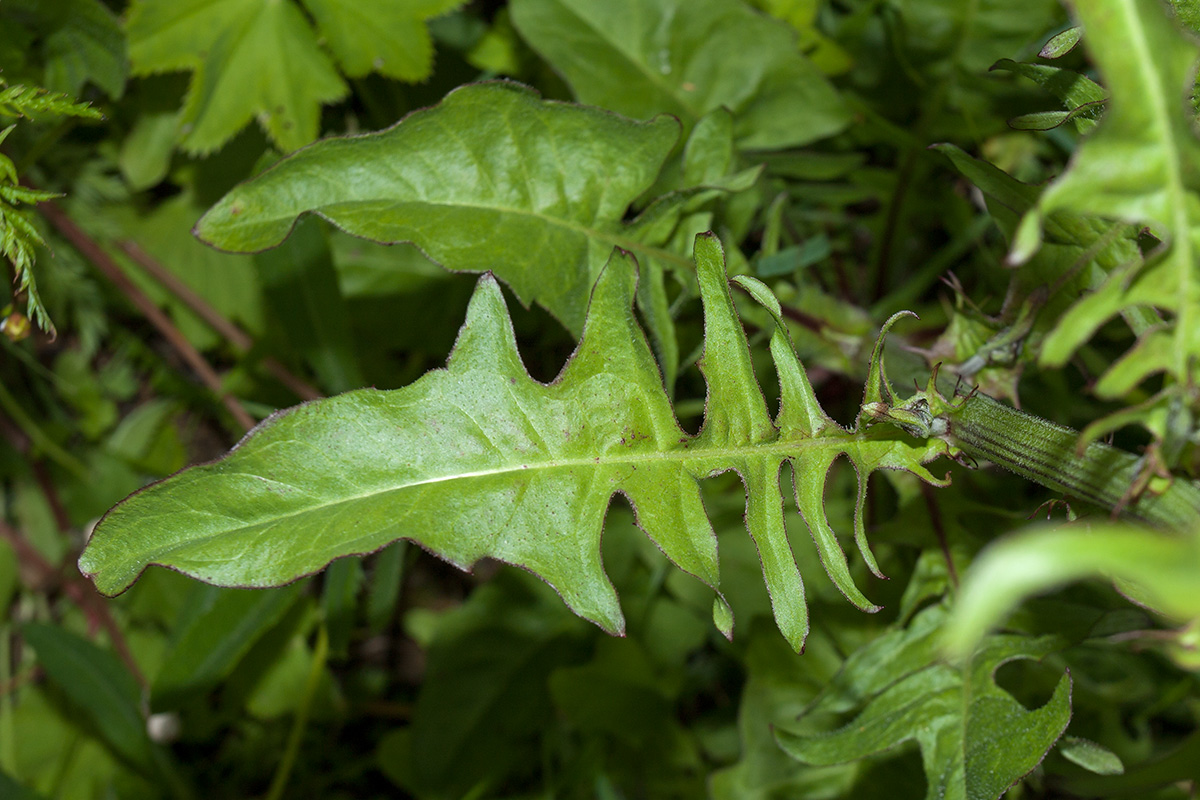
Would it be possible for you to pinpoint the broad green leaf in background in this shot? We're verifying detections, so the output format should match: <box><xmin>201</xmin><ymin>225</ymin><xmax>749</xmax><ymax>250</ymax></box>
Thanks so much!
<box><xmin>115</xmin><ymin>188</ymin><xmax>264</xmax><ymax>351</ymax></box>
<box><xmin>508</xmin><ymin>0</ymin><xmax>850</xmax><ymax>149</ymax></box>
<box><xmin>1013</xmin><ymin>0</ymin><xmax>1200</xmax><ymax>402</ymax></box>
<box><xmin>0</xmin><ymin>769</ymin><xmax>46</xmax><ymax>800</ymax></box>
<box><xmin>778</xmin><ymin>605</ymin><xmax>1072</xmax><ymax>800</ymax></box>
<box><xmin>944</xmin><ymin>522</ymin><xmax>1200</xmax><ymax>659</ymax></box>
<box><xmin>79</xmin><ymin>234</ymin><xmax>949</xmax><ymax>652</ymax></box>
<box><xmin>709</xmin><ymin>622</ymin><xmax>856</xmax><ymax>799</ymax></box>
<box><xmin>2</xmin><ymin>0</ymin><xmax>127</xmax><ymax>98</ymax></box>
<box><xmin>195</xmin><ymin>82</ymin><xmax>684</xmax><ymax>337</ymax></box>
<box><xmin>400</xmin><ymin>574</ymin><xmax>589</xmax><ymax>797</ymax></box>
<box><xmin>254</xmin><ymin>216</ymin><xmax>363</xmax><ymax>393</ymax></box>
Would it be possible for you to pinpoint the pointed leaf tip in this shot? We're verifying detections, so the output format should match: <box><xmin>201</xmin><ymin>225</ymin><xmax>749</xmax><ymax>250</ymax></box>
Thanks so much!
<box><xmin>863</xmin><ymin>310</ymin><xmax>918</xmax><ymax>409</ymax></box>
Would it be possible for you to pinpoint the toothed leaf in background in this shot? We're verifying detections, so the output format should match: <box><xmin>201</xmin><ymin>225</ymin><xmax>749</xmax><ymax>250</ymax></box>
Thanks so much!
<box><xmin>80</xmin><ymin>234</ymin><xmax>948</xmax><ymax>651</ymax></box>
<box><xmin>300</xmin><ymin>0</ymin><xmax>465</xmax><ymax>82</ymax></box>
<box><xmin>2</xmin><ymin>0</ymin><xmax>128</xmax><ymax>99</ymax></box>
<box><xmin>126</xmin><ymin>0</ymin><xmax>346</xmax><ymax>153</ymax></box>
<box><xmin>126</xmin><ymin>0</ymin><xmax>468</xmax><ymax>153</ymax></box>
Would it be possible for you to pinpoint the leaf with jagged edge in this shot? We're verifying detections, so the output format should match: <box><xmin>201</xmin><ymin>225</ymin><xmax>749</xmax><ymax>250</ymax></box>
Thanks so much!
<box><xmin>79</xmin><ymin>233</ymin><xmax>949</xmax><ymax>651</ymax></box>
<box><xmin>1012</xmin><ymin>0</ymin><xmax>1200</xmax><ymax>406</ymax></box>
<box><xmin>777</xmin><ymin>604</ymin><xmax>1072</xmax><ymax>800</ymax></box>
<box><xmin>126</xmin><ymin>0</ymin><xmax>349</xmax><ymax>154</ymax></box>
<box><xmin>126</xmin><ymin>0</ymin><xmax>468</xmax><ymax>154</ymax></box>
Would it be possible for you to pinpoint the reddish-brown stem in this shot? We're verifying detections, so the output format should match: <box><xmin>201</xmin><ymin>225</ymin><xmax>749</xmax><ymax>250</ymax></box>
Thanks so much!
<box><xmin>36</xmin><ymin>199</ymin><xmax>256</xmax><ymax>433</ymax></box>
<box><xmin>117</xmin><ymin>240</ymin><xmax>322</xmax><ymax>402</ymax></box>
<box><xmin>0</xmin><ymin>520</ymin><xmax>146</xmax><ymax>687</ymax></box>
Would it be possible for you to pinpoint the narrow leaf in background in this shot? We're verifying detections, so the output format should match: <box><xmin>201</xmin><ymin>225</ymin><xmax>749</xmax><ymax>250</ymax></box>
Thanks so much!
<box><xmin>22</xmin><ymin>624</ymin><xmax>156</xmax><ymax>774</ymax></box>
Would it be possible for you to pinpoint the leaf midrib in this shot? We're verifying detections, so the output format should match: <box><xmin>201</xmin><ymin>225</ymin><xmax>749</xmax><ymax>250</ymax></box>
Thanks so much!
<box><xmin>311</xmin><ymin>196</ymin><xmax>695</xmax><ymax>270</ymax></box>
<box><xmin>115</xmin><ymin>431</ymin><xmax>862</xmax><ymax>556</ymax></box>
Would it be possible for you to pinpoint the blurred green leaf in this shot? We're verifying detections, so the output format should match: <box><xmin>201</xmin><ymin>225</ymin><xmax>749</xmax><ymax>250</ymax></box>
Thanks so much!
<box><xmin>117</xmin><ymin>188</ymin><xmax>265</xmax><ymax>351</ymax></box>
<box><xmin>778</xmin><ymin>606</ymin><xmax>1072</xmax><ymax>800</ymax></box>
<box><xmin>22</xmin><ymin>624</ymin><xmax>156</xmax><ymax>773</ymax></box>
<box><xmin>509</xmin><ymin>0</ymin><xmax>849</xmax><ymax>149</ymax></box>
<box><xmin>1059</xmin><ymin>735</ymin><xmax>1125</xmax><ymax>775</ymax></box>
<box><xmin>255</xmin><ymin>216</ymin><xmax>363</xmax><ymax>393</ymax></box>
<box><xmin>0</xmin><ymin>767</ymin><xmax>48</xmax><ymax>800</ymax></box>
<box><xmin>944</xmin><ymin>523</ymin><xmax>1200</xmax><ymax>658</ymax></box>
<box><xmin>152</xmin><ymin>584</ymin><xmax>304</xmax><ymax>709</ymax></box>
<box><xmin>407</xmin><ymin>573</ymin><xmax>589</xmax><ymax>798</ymax></box>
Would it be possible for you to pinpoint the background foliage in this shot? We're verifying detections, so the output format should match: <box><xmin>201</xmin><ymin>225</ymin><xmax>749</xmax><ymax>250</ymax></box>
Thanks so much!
<box><xmin>3</xmin><ymin>0</ymin><xmax>1200</xmax><ymax>798</ymax></box>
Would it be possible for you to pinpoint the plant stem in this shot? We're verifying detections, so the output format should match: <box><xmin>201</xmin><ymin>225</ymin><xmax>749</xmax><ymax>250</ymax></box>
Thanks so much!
<box><xmin>265</xmin><ymin>624</ymin><xmax>329</xmax><ymax>800</ymax></box>
<box><xmin>117</xmin><ymin>240</ymin><xmax>322</xmax><ymax>402</ymax></box>
<box><xmin>943</xmin><ymin>392</ymin><xmax>1200</xmax><ymax>530</ymax></box>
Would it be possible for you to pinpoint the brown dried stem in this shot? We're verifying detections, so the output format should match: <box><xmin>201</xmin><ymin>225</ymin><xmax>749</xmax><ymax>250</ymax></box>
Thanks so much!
<box><xmin>36</xmin><ymin>199</ymin><xmax>257</xmax><ymax>433</ymax></box>
<box><xmin>117</xmin><ymin>240</ymin><xmax>322</xmax><ymax>402</ymax></box>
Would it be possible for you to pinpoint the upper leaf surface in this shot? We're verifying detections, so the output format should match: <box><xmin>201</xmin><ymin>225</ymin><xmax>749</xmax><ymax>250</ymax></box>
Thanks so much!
<box><xmin>80</xmin><ymin>234</ymin><xmax>948</xmax><ymax>651</ymax></box>
<box><xmin>196</xmin><ymin>82</ymin><xmax>683</xmax><ymax>335</ymax></box>
<box><xmin>508</xmin><ymin>0</ymin><xmax>849</xmax><ymax>149</ymax></box>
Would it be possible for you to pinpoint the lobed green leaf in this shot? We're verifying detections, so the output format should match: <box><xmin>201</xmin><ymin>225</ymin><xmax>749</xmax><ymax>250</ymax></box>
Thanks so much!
<box><xmin>196</xmin><ymin>81</ymin><xmax>684</xmax><ymax>337</ymax></box>
<box><xmin>80</xmin><ymin>234</ymin><xmax>948</xmax><ymax>651</ymax></box>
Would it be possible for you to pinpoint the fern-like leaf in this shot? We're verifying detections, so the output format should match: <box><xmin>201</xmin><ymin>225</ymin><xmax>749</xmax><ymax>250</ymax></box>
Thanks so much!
<box><xmin>1</xmin><ymin>83</ymin><xmax>102</xmax><ymax>335</ymax></box>
<box><xmin>79</xmin><ymin>234</ymin><xmax>949</xmax><ymax>651</ymax></box>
